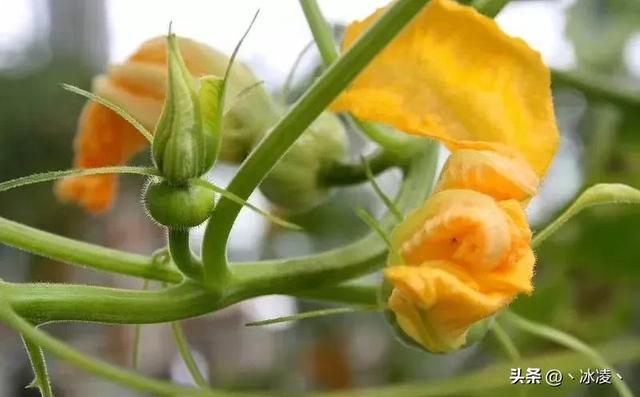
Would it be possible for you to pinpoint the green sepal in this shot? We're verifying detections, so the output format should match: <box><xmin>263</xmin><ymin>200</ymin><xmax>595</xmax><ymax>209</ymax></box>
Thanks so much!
<box><xmin>152</xmin><ymin>34</ymin><xmax>209</xmax><ymax>184</ymax></box>
<box><xmin>199</xmin><ymin>76</ymin><xmax>225</xmax><ymax>170</ymax></box>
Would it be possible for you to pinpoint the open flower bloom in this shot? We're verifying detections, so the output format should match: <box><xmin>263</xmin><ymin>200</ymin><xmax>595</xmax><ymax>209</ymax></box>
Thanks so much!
<box><xmin>331</xmin><ymin>0</ymin><xmax>559</xmax><ymax>352</ymax></box>
<box><xmin>56</xmin><ymin>37</ymin><xmax>273</xmax><ymax>212</ymax></box>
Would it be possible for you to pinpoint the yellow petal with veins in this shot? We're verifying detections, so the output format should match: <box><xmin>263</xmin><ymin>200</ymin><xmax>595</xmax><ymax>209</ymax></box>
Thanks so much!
<box><xmin>331</xmin><ymin>0</ymin><xmax>559</xmax><ymax>178</ymax></box>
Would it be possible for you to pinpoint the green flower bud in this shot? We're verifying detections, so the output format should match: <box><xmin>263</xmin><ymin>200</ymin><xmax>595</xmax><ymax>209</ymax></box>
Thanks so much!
<box><xmin>260</xmin><ymin>112</ymin><xmax>348</xmax><ymax>212</ymax></box>
<box><xmin>152</xmin><ymin>34</ymin><xmax>224</xmax><ymax>184</ymax></box>
<box><xmin>219</xmin><ymin>77</ymin><xmax>280</xmax><ymax>163</ymax></box>
<box><xmin>144</xmin><ymin>179</ymin><xmax>215</xmax><ymax>229</ymax></box>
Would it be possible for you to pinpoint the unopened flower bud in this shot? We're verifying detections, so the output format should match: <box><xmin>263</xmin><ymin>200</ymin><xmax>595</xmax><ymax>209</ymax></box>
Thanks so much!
<box><xmin>260</xmin><ymin>112</ymin><xmax>348</xmax><ymax>212</ymax></box>
<box><xmin>152</xmin><ymin>34</ymin><xmax>224</xmax><ymax>184</ymax></box>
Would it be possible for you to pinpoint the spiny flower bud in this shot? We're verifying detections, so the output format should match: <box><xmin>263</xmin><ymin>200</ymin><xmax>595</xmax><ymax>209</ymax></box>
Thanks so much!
<box><xmin>152</xmin><ymin>34</ymin><xmax>224</xmax><ymax>184</ymax></box>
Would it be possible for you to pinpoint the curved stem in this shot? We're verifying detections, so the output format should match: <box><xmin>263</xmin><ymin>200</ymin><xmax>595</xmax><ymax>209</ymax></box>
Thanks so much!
<box><xmin>501</xmin><ymin>311</ymin><xmax>633</xmax><ymax>397</ymax></box>
<box><xmin>22</xmin><ymin>335</ymin><xmax>55</xmax><ymax>397</ymax></box>
<box><xmin>0</xmin><ymin>166</ymin><xmax>158</xmax><ymax>193</ymax></box>
<box><xmin>532</xmin><ymin>183</ymin><xmax>640</xmax><ymax>248</ymax></box>
<box><xmin>168</xmin><ymin>230</ymin><xmax>204</xmax><ymax>281</ymax></box>
<box><xmin>0</xmin><ymin>216</ymin><xmax>182</xmax><ymax>283</ymax></box>
<box><xmin>170</xmin><ymin>322</ymin><xmax>208</xmax><ymax>388</ymax></box>
<box><xmin>5</xmin><ymin>141</ymin><xmax>438</xmax><ymax>325</ymax></box>
<box><xmin>0</xmin><ymin>300</ymin><xmax>233</xmax><ymax>397</ymax></box>
<box><xmin>201</xmin><ymin>0</ymin><xmax>430</xmax><ymax>288</ymax></box>
<box><xmin>231</xmin><ymin>141</ymin><xmax>437</xmax><ymax>295</ymax></box>
<box><xmin>321</xmin><ymin>150</ymin><xmax>399</xmax><ymax>186</ymax></box>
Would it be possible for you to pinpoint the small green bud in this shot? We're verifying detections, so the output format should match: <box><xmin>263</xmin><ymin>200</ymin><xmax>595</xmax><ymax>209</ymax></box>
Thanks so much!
<box><xmin>260</xmin><ymin>112</ymin><xmax>348</xmax><ymax>212</ymax></box>
<box><xmin>152</xmin><ymin>34</ymin><xmax>224</xmax><ymax>184</ymax></box>
<box><xmin>144</xmin><ymin>179</ymin><xmax>215</xmax><ymax>229</ymax></box>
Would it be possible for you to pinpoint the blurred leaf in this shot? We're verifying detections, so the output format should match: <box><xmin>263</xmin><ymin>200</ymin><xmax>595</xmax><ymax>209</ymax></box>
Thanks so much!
<box><xmin>566</xmin><ymin>0</ymin><xmax>640</xmax><ymax>74</ymax></box>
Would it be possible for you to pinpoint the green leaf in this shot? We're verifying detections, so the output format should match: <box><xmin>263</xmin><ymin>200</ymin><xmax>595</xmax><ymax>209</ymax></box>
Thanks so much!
<box><xmin>61</xmin><ymin>84</ymin><xmax>154</xmax><ymax>142</ymax></box>
<box><xmin>533</xmin><ymin>183</ymin><xmax>640</xmax><ymax>247</ymax></box>
<box><xmin>245</xmin><ymin>306</ymin><xmax>378</xmax><ymax>327</ymax></box>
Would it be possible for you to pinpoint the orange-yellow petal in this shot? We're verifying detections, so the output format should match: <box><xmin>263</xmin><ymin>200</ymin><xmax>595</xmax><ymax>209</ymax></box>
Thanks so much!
<box><xmin>55</xmin><ymin>102</ymin><xmax>148</xmax><ymax>212</ymax></box>
<box><xmin>331</xmin><ymin>0</ymin><xmax>559</xmax><ymax>177</ymax></box>
<box><xmin>386</xmin><ymin>262</ymin><xmax>510</xmax><ymax>352</ymax></box>
<box><xmin>434</xmin><ymin>146</ymin><xmax>539</xmax><ymax>201</ymax></box>
<box><xmin>392</xmin><ymin>189</ymin><xmax>514</xmax><ymax>271</ymax></box>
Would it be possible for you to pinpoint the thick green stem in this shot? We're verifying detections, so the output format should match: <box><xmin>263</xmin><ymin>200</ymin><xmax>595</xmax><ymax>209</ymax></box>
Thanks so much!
<box><xmin>0</xmin><ymin>216</ymin><xmax>182</xmax><ymax>283</ymax></box>
<box><xmin>230</xmin><ymin>141</ymin><xmax>437</xmax><ymax>296</ymax></box>
<box><xmin>300</xmin><ymin>0</ymin><xmax>415</xmax><ymax>156</ymax></box>
<box><xmin>168</xmin><ymin>230</ymin><xmax>204</xmax><ymax>281</ymax></box>
<box><xmin>201</xmin><ymin>0</ymin><xmax>430</xmax><ymax>288</ymax></box>
<box><xmin>4</xmin><ymin>141</ymin><xmax>438</xmax><ymax>324</ymax></box>
<box><xmin>22</xmin><ymin>335</ymin><xmax>55</xmax><ymax>397</ymax></box>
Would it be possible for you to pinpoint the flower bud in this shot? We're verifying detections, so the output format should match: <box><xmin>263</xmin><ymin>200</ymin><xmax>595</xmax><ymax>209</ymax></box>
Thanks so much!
<box><xmin>260</xmin><ymin>112</ymin><xmax>348</xmax><ymax>212</ymax></box>
<box><xmin>144</xmin><ymin>179</ymin><xmax>215</xmax><ymax>229</ymax></box>
<box><xmin>152</xmin><ymin>34</ymin><xmax>224</xmax><ymax>184</ymax></box>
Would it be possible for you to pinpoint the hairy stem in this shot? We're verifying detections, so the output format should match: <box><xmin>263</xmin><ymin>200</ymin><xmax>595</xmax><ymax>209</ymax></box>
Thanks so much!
<box><xmin>168</xmin><ymin>230</ymin><xmax>204</xmax><ymax>281</ymax></box>
<box><xmin>0</xmin><ymin>216</ymin><xmax>182</xmax><ymax>283</ymax></box>
<box><xmin>22</xmin><ymin>335</ymin><xmax>55</xmax><ymax>397</ymax></box>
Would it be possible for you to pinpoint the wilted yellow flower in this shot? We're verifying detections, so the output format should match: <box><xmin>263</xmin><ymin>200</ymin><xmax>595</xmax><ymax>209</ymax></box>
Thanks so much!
<box><xmin>332</xmin><ymin>0</ymin><xmax>559</xmax><ymax>352</ymax></box>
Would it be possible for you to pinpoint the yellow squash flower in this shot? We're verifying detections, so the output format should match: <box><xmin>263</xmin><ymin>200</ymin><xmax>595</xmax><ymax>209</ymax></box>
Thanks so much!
<box><xmin>332</xmin><ymin>0</ymin><xmax>559</xmax><ymax>352</ymax></box>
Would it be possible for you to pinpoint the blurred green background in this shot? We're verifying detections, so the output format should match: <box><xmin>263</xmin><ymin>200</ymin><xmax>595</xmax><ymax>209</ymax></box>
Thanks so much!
<box><xmin>0</xmin><ymin>0</ymin><xmax>639</xmax><ymax>396</ymax></box>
